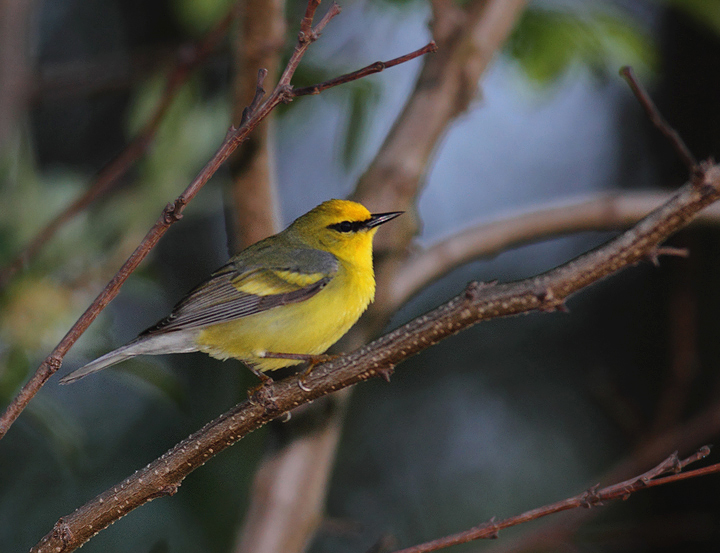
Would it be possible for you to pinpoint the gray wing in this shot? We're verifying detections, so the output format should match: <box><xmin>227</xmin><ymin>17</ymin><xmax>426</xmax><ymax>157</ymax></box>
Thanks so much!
<box><xmin>141</xmin><ymin>246</ymin><xmax>338</xmax><ymax>336</ymax></box>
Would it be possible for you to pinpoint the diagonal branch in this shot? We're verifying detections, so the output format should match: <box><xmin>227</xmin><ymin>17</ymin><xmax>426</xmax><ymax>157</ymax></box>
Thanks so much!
<box><xmin>391</xmin><ymin>448</ymin><xmax>716</xmax><ymax>553</ymax></box>
<box><xmin>620</xmin><ymin>66</ymin><xmax>698</xmax><ymax>176</ymax></box>
<box><xmin>0</xmin><ymin>0</ymin><xmax>435</xmax><ymax>441</ymax></box>
<box><xmin>293</xmin><ymin>41</ymin><xmax>438</xmax><ymax>97</ymax></box>
<box><xmin>30</xmin><ymin>161</ymin><xmax>720</xmax><ymax>552</ymax></box>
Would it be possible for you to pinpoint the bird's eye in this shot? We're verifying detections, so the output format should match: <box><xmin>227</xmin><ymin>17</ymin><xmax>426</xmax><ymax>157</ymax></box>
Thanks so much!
<box><xmin>329</xmin><ymin>220</ymin><xmax>356</xmax><ymax>233</ymax></box>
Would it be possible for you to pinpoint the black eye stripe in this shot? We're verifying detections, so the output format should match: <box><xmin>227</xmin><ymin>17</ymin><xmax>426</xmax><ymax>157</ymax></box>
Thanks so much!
<box><xmin>328</xmin><ymin>219</ymin><xmax>369</xmax><ymax>233</ymax></box>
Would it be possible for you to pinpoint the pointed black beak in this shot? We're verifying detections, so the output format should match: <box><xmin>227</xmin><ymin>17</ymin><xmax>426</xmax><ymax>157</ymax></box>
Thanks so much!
<box><xmin>366</xmin><ymin>211</ymin><xmax>403</xmax><ymax>229</ymax></box>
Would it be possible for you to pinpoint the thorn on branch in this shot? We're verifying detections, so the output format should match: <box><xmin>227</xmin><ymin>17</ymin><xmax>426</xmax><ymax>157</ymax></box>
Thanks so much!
<box><xmin>536</xmin><ymin>288</ymin><xmax>568</xmax><ymax>312</ymax></box>
<box><xmin>581</xmin><ymin>484</ymin><xmax>602</xmax><ymax>508</ymax></box>
<box><xmin>464</xmin><ymin>280</ymin><xmax>495</xmax><ymax>301</ymax></box>
<box><xmin>649</xmin><ymin>246</ymin><xmax>690</xmax><ymax>267</ymax></box>
<box><xmin>239</xmin><ymin>69</ymin><xmax>269</xmax><ymax>127</ymax></box>
<box><xmin>619</xmin><ymin>66</ymin><xmax>699</xmax><ymax>178</ymax></box>
<box><xmin>225</xmin><ymin>124</ymin><xmax>238</xmax><ymax>140</ymax></box>
<box><xmin>486</xmin><ymin>516</ymin><xmax>500</xmax><ymax>539</ymax></box>
<box><xmin>160</xmin><ymin>483</ymin><xmax>180</xmax><ymax>496</ymax></box>
<box><xmin>377</xmin><ymin>365</ymin><xmax>395</xmax><ymax>382</ymax></box>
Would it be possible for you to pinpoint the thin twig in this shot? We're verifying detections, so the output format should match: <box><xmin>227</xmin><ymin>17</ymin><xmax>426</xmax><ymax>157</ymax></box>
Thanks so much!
<box><xmin>29</xmin><ymin>161</ymin><xmax>720</xmax><ymax>552</ymax></box>
<box><xmin>293</xmin><ymin>41</ymin><xmax>437</xmax><ymax>97</ymax></box>
<box><xmin>240</xmin><ymin>68</ymin><xmax>269</xmax><ymax>126</ymax></box>
<box><xmin>0</xmin><ymin>11</ymin><xmax>234</xmax><ymax>290</ymax></box>
<box><xmin>619</xmin><ymin>66</ymin><xmax>699</xmax><ymax>176</ymax></box>
<box><xmin>391</xmin><ymin>448</ymin><xmax>715</xmax><ymax>553</ymax></box>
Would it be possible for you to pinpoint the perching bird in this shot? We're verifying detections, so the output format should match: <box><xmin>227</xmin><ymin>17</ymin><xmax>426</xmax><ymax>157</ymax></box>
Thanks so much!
<box><xmin>60</xmin><ymin>199</ymin><xmax>402</xmax><ymax>384</ymax></box>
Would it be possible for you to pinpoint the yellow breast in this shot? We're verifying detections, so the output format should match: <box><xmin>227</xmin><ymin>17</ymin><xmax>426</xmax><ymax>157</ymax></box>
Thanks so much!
<box><xmin>194</xmin><ymin>258</ymin><xmax>375</xmax><ymax>371</ymax></box>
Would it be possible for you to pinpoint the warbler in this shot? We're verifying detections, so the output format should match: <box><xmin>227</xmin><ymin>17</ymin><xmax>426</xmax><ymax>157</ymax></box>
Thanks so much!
<box><xmin>60</xmin><ymin>200</ymin><xmax>402</xmax><ymax>384</ymax></box>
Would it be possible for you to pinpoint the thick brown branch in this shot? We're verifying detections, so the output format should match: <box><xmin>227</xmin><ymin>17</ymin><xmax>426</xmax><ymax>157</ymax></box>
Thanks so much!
<box><xmin>30</xmin><ymin>162</ymin><xmax>720</xmax><ymax>552</ymax></box>
<box><xmin>391</xmin><ymin>448</ymin><xmax>716</xmax><ymax>553</ymax></box>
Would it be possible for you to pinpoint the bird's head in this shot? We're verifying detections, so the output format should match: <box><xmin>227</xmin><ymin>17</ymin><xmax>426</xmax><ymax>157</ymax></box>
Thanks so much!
<box><xmin>290</xmin><ymin>199</ymin><xmax>402</xmax><ymax>263</ymax></box>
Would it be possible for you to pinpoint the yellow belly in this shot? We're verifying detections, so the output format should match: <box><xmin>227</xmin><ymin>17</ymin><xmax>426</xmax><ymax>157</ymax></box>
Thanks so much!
<box><xmin>194</xmin><ymin>263</ymin><xmax>374</xmax><ymax>371</ymax></box>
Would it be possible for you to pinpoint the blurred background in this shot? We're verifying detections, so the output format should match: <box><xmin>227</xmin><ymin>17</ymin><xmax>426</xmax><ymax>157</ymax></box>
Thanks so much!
<box><xmin>2</xmin><ymin>0</ymin><xmax>720</xmax><ymax>551</ymax></box>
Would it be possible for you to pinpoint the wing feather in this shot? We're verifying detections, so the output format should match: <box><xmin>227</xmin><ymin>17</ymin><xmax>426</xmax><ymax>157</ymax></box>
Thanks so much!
<box><xmin>141</xmin><ymin>248</ymin><xmax>338</xmax><ymax>336</ymax></box>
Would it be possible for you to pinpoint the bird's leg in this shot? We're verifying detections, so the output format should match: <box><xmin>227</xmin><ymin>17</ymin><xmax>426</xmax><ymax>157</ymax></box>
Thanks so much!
<box><xmin>260</xmin><ymin>352</ymin><xmax>340</xmax><ymax>392</ymax></box>
<box><xmin>265</xmin><ymin>353</ymin><xmax>339</xmax><ymax>392</ymax></box>
<box><xmin>244</xmin><ymin>362</ymin><xmax>275</xmax><ymax>398</ymax></box>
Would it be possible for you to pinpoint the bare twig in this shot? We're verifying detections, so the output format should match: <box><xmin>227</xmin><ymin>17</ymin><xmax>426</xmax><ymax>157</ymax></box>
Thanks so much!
<box><xmin>1</xmin><ymin>1</ymin><xmax>435</xmax><ymax>441</ymax></box>
<box><xmin>619</xmin><ymin>66</ymin><xmax>699</xmax><ymax>176</ymax></box>
<box><xmin>29</xmin><ymin>161</ymin><xmax>720</xmax><ymax>552</ymax></box>
<box><xmin>0</xmin><ymin>10</ymin><xmax>234</xmax><ymax>290</ymax></box>
<box><xmin>390</xmin><ymin>448</ymin><xmax>715</xmax><ymax>553</ymax></box>
<box><xmin>293</xmin><ymin>41</ymin><xmax>438</xmax><ymax>97</ymax></box>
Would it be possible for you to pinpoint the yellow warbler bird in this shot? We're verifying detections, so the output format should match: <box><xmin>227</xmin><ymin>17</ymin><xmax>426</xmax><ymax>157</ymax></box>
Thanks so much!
<box><xmin>60</xmin><ymin>200</ymin><xmax>402</xmax><ymax>385</ymax></box>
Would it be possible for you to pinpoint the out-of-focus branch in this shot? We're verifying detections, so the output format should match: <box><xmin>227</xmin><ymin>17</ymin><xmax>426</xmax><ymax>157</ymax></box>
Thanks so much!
<box><xmin>0</xmin><ymin>11</ymin><xmax>234</xmax><ymax>289</ymax></box>
<box><xmin>234</xmin><ymin>390</ymin><xmax>350</xmax><ymax>553</ymax></box>
<box><xmin>30</xmin><ymin>160</ymin><xmax>720</xmax><ymax>553</ymax></box>
<box><xmin>227</xmin><ymin>0</ymin><xmax>286</xmax><ymax>250</ymax></box>
<box><xmin>352</xmin><ymin>0</ymin><xmax>530</xmax><ymax>254</ymax></box>
<box><xmin>485</xmin><ymin>375</ymin><xmax>720</xmax><ymax>553</ymax></box>
<box><xmin>392</xmin><ymin>448</ymin><xmax>716</xmax><ymax>553</ymax></box>
<box><xmin>388</xmin><ymin>191</ymin><xmax>720</xmax><ymax>310</ymax></box>
<box><xmin>352</xmin><ymin>0</ymin><xmax>531</xmax><ymax>342</ymax></box>
<box><xmin>0</xmin><ymin>0</ymin><xmax>34</xmax><ymax>150</ymax></box>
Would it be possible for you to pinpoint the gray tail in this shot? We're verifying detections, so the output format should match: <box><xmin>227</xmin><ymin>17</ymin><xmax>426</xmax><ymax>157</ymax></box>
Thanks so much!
<box><xmin>60</xmin><ymin>332</ymin><xmax>199</xmax><ymax>384</ymax></box>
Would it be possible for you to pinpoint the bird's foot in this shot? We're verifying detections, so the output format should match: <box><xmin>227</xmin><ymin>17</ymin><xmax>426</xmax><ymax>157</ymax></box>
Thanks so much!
<box><xmin>299</xmin><ymin>354</ymin><xmax>339</xmax><ymax>391</ymax></box>
<box><xmin>260</xmin><ymin>351</ymin><xmax>338</xmax><ymax>392</ymax></box>
<box><xmin>245</xmin><ymin>365</ymin><xmax>278</xmax><ymax>410</ymax></box>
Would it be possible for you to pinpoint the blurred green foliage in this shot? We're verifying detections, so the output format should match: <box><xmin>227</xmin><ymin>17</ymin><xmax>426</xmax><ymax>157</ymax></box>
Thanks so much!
<box><xmin>508</xmin><ymin>6</ymin><xmax>656</xmax><ymax>84</ymax></box>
